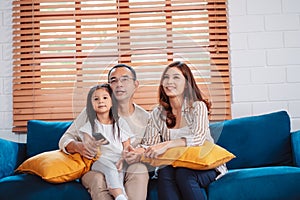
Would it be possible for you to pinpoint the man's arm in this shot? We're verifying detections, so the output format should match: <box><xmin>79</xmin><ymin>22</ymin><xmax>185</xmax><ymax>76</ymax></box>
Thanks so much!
<box><xmin>58</xmin><ymin>108</ymin><xmax>98</xmax><ymax>159</ymax></box>
<box><xmin>71</xmin><ymin>133</ymin><xmax>101</xmax><ymax>159</ymax></box>
<box><xmin>59</xmin><ymin>109</ymin><xmax>88</xmax><ymax>151</ymax></box>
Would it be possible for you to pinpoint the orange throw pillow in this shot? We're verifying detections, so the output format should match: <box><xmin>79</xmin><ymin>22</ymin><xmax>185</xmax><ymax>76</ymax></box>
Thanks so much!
<box><xmin>141</xmin><ymin>141</ymin><xmax>235</xmax><ymax>170</ymax></box>
<box><xmin>16</xmin><ymin>150</ymin><xmax>97</xmax><ymax>183</ymax></box>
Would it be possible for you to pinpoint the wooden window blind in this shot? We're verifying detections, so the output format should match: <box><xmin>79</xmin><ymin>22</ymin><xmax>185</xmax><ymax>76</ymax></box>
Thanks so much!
<box><xmin>12</xmin><ymin>0</ymin><xmax>231</xmax><ymax>133</ymax></box>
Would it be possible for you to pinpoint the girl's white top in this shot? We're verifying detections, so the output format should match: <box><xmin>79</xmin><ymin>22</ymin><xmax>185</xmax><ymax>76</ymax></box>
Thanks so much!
<box><xmin>79</xmin><ymin>118</ymin><xmax>134</xmax><ymax>162</ymax></box>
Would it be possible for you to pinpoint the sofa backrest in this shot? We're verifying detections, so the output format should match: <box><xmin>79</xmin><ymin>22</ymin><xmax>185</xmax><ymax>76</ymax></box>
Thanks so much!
<box><xmin>209</xmin><ymin>111</ymin><xmax>293</xmax><ymax>169</ymax></box>
<box><xmin>26</xmin><ymin>120</ymin><xmax>72</xmax><ymax>158</ymax></box>
<box><xmin>0</xmin><ymin>139</ymin><xmax>26</xmax><ymax>178</ymax></box>
<box><xmin>26</xmin><ymin>111</ymin><xmax>293</xmax><ymax>169</ymax></box>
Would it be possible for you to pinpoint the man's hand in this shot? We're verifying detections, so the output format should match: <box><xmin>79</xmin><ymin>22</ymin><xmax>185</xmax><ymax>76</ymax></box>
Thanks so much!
<box><xmin>82</xmin><ymin>133</ymin><xmax>102</xmax><ymax>159</ymax></box>
<box><xmin>123</xmin><ymin>145</ymin><xmax>143</xmax><ymax>165</ymax></box>
<box><xmin>66</xmin><ymin>133</ymin><xmax>100</xmax><ymax>159</ymax></box>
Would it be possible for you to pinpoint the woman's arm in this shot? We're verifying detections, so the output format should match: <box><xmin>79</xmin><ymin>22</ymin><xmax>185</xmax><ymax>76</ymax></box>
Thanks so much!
<box><xmin>143</xmin><ymin>101</ymin><xmax>210</xmax><ymax>158</ymax></box>
<box><xmin>184</xmin><ymin>101</ymin><xmax>210</xmax><ymax>146</ymax></box>
<box><xmin>141</xmin><ymin>107</ymin><xmax>165</xmax><ymax>146</ymax></box>
<box><xmin>143</xmin><ymin>138</ymin><xmax>186</xmax><ymax>159</ymax></box>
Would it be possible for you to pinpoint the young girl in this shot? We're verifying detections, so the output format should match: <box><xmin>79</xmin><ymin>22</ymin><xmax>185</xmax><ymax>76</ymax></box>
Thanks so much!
<box><xmin>79</xmin><ymin>84</ymin><xmax>133</xmax><ymax>200</ymax></box>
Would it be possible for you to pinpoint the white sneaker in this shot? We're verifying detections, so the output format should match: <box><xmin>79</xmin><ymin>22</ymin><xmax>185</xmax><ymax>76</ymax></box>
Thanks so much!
<box><xmin>115</xmin><ymin>194</ymin><xmax>127</xmax><ymax>200</ymax></box>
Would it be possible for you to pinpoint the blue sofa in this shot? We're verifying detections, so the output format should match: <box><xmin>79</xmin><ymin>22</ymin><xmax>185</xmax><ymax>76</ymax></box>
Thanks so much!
<box><xmin>1</xmin><ymin>110</ymin><xmax>300</xmax><ymax>200</ymax></box>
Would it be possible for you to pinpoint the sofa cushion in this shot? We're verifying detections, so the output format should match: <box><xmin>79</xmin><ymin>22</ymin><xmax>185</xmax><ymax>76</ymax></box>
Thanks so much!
<box><xmin>209</xmin><ymin>111</ymin><xmax>292</xmax><ymax>169</ymax></box>
<box><xmin>27</xmin><ymin>120</ymin><xmax>72</xmax><ymax>158</ymax></box>
<box><xmin>0</xmin><ymin>174</ymin><xmax>91</xmax><ymax>200</ymax></box>
<box><xmin>141</xmin><ymin>141</ymin><xmax>235</xmax><ymax>170</ymax></box>
<box><xmin>16</xmin><ymin>150</ymin><xmax>97</xmax><ymax>183</ymax></box>
<box><xmin>208</xmin><ymin>166</ymin><xmax>300</xmax><ymax>200</ymax></box>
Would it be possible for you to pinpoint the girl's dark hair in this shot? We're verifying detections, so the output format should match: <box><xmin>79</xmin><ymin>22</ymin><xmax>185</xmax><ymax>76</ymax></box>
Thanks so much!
<box><xmin>159</xmin><ymin>61</ymin><xmax>211</xmax><ymax>128</ymax></box>
<box><xmin>86</xmin><ymin>83</ymin><xmax>120</xmax><ymax>139</ymax></box>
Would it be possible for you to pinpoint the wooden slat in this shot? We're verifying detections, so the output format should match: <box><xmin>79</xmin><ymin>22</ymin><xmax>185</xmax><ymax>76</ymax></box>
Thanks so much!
<box><xmin>12</xmin><ymin>0</ymin><xmax>230</xmax><ymax>133</ymax></box>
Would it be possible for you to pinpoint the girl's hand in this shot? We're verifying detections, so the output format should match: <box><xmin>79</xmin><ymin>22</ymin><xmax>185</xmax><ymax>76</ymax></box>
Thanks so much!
<box><xmin>116</xmin><ymin>159</ymin><xmax>124</xmax><ymax>172</ymax></box>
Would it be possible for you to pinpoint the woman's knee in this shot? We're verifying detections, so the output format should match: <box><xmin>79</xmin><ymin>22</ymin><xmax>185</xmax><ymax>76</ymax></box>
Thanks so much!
<box><xmin>176</xmin><ymin>168</ymin><xmax>217</xmax><ymax>188</ymax></box>
<box><xmin>175</xmin><ymin>167</ymin><xmax>195</xmax><ymax>182</ymax></box>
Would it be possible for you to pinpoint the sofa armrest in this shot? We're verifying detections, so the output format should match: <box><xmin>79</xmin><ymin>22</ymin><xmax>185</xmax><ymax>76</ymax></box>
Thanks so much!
<box><xmin>291</xmin><ymin>130</ymin><xmax>300</xmax><ymax>167</ymax></box>
<box><xmin>0</xmin><ymin>138</ymin><xmax>26</xmax><ymax>179</ymax></box>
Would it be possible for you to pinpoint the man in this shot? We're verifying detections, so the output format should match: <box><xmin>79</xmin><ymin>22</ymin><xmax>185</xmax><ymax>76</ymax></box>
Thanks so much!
<box><xmin>59</xmin><ymin>64</ymin><xmax>150</xmax><ymax>200</ymax></box>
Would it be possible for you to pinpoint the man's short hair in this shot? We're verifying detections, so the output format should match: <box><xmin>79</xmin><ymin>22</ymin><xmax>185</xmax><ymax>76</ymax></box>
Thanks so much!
<box><xmin>108</xmin><ymin>64</ymin><xmax>137</xmax><ymax>81</ymax></box>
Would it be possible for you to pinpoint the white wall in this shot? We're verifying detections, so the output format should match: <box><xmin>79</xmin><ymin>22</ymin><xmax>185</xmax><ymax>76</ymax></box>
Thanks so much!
<box><xmin>0</xmin><ymin>0</ymin><xmax>21</xmax><ymax>142</ymax></box>
<box><xmin>1</xmin><ymin>0</ymin><xmax>300</xmax><ymax>142</ymax></box>
<box><xmin>229</xmin><ymin>0</ymin><xmax>300</xmax><ymax>132</ymax></box>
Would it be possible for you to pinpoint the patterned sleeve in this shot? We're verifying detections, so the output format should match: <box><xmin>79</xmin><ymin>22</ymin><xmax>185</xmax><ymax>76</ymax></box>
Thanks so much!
<box><xmin>141</xmin><ymin>107</ymin><xmax>164</xmax><ymax>146</ymax></box>
<box><xmin>184</xmin><ymin>101</ymin><xmax>210</xmax><ymax>146</ymax></box>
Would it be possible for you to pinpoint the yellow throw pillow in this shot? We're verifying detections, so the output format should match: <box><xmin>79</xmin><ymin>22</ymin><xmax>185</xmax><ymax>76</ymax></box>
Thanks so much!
<box><xmin>16</xmin><ymin>150</ymin><xmax>97</xmax><ymax>183</ymax></box>
<box><xmin>141</xmin><ymin>141</ymin><xmax>235</xmax><ymax>170</ymax></box>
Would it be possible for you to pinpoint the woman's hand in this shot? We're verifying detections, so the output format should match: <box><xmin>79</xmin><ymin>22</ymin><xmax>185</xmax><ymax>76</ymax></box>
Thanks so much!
<box><xmin>143</xmin><ymin>139</ymin><xmax>186</xmax><ymax>159</ymax></box>
<box><xmin>144</xmin><ymin>141</ymin><xmax>170</xmax><ymax>159</ymax></box>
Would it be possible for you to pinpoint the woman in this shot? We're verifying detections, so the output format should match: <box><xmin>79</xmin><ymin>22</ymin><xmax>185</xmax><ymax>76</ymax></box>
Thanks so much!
<box><xmin>142</xmin><ymin>61</ymin><xmax>227</xmax><ymax>200</ymax></box>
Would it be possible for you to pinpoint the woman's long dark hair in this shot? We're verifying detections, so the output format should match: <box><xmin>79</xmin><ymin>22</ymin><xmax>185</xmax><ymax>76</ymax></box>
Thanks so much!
<box><xmin>159</xmin><ymin>61</ymin><xmax>210</xmax><ymax>128</ymax></box>
<box><xmin>86</xmin><ymin>83</ymin><xmax>120</xmax><ymax>139</ymax></box>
